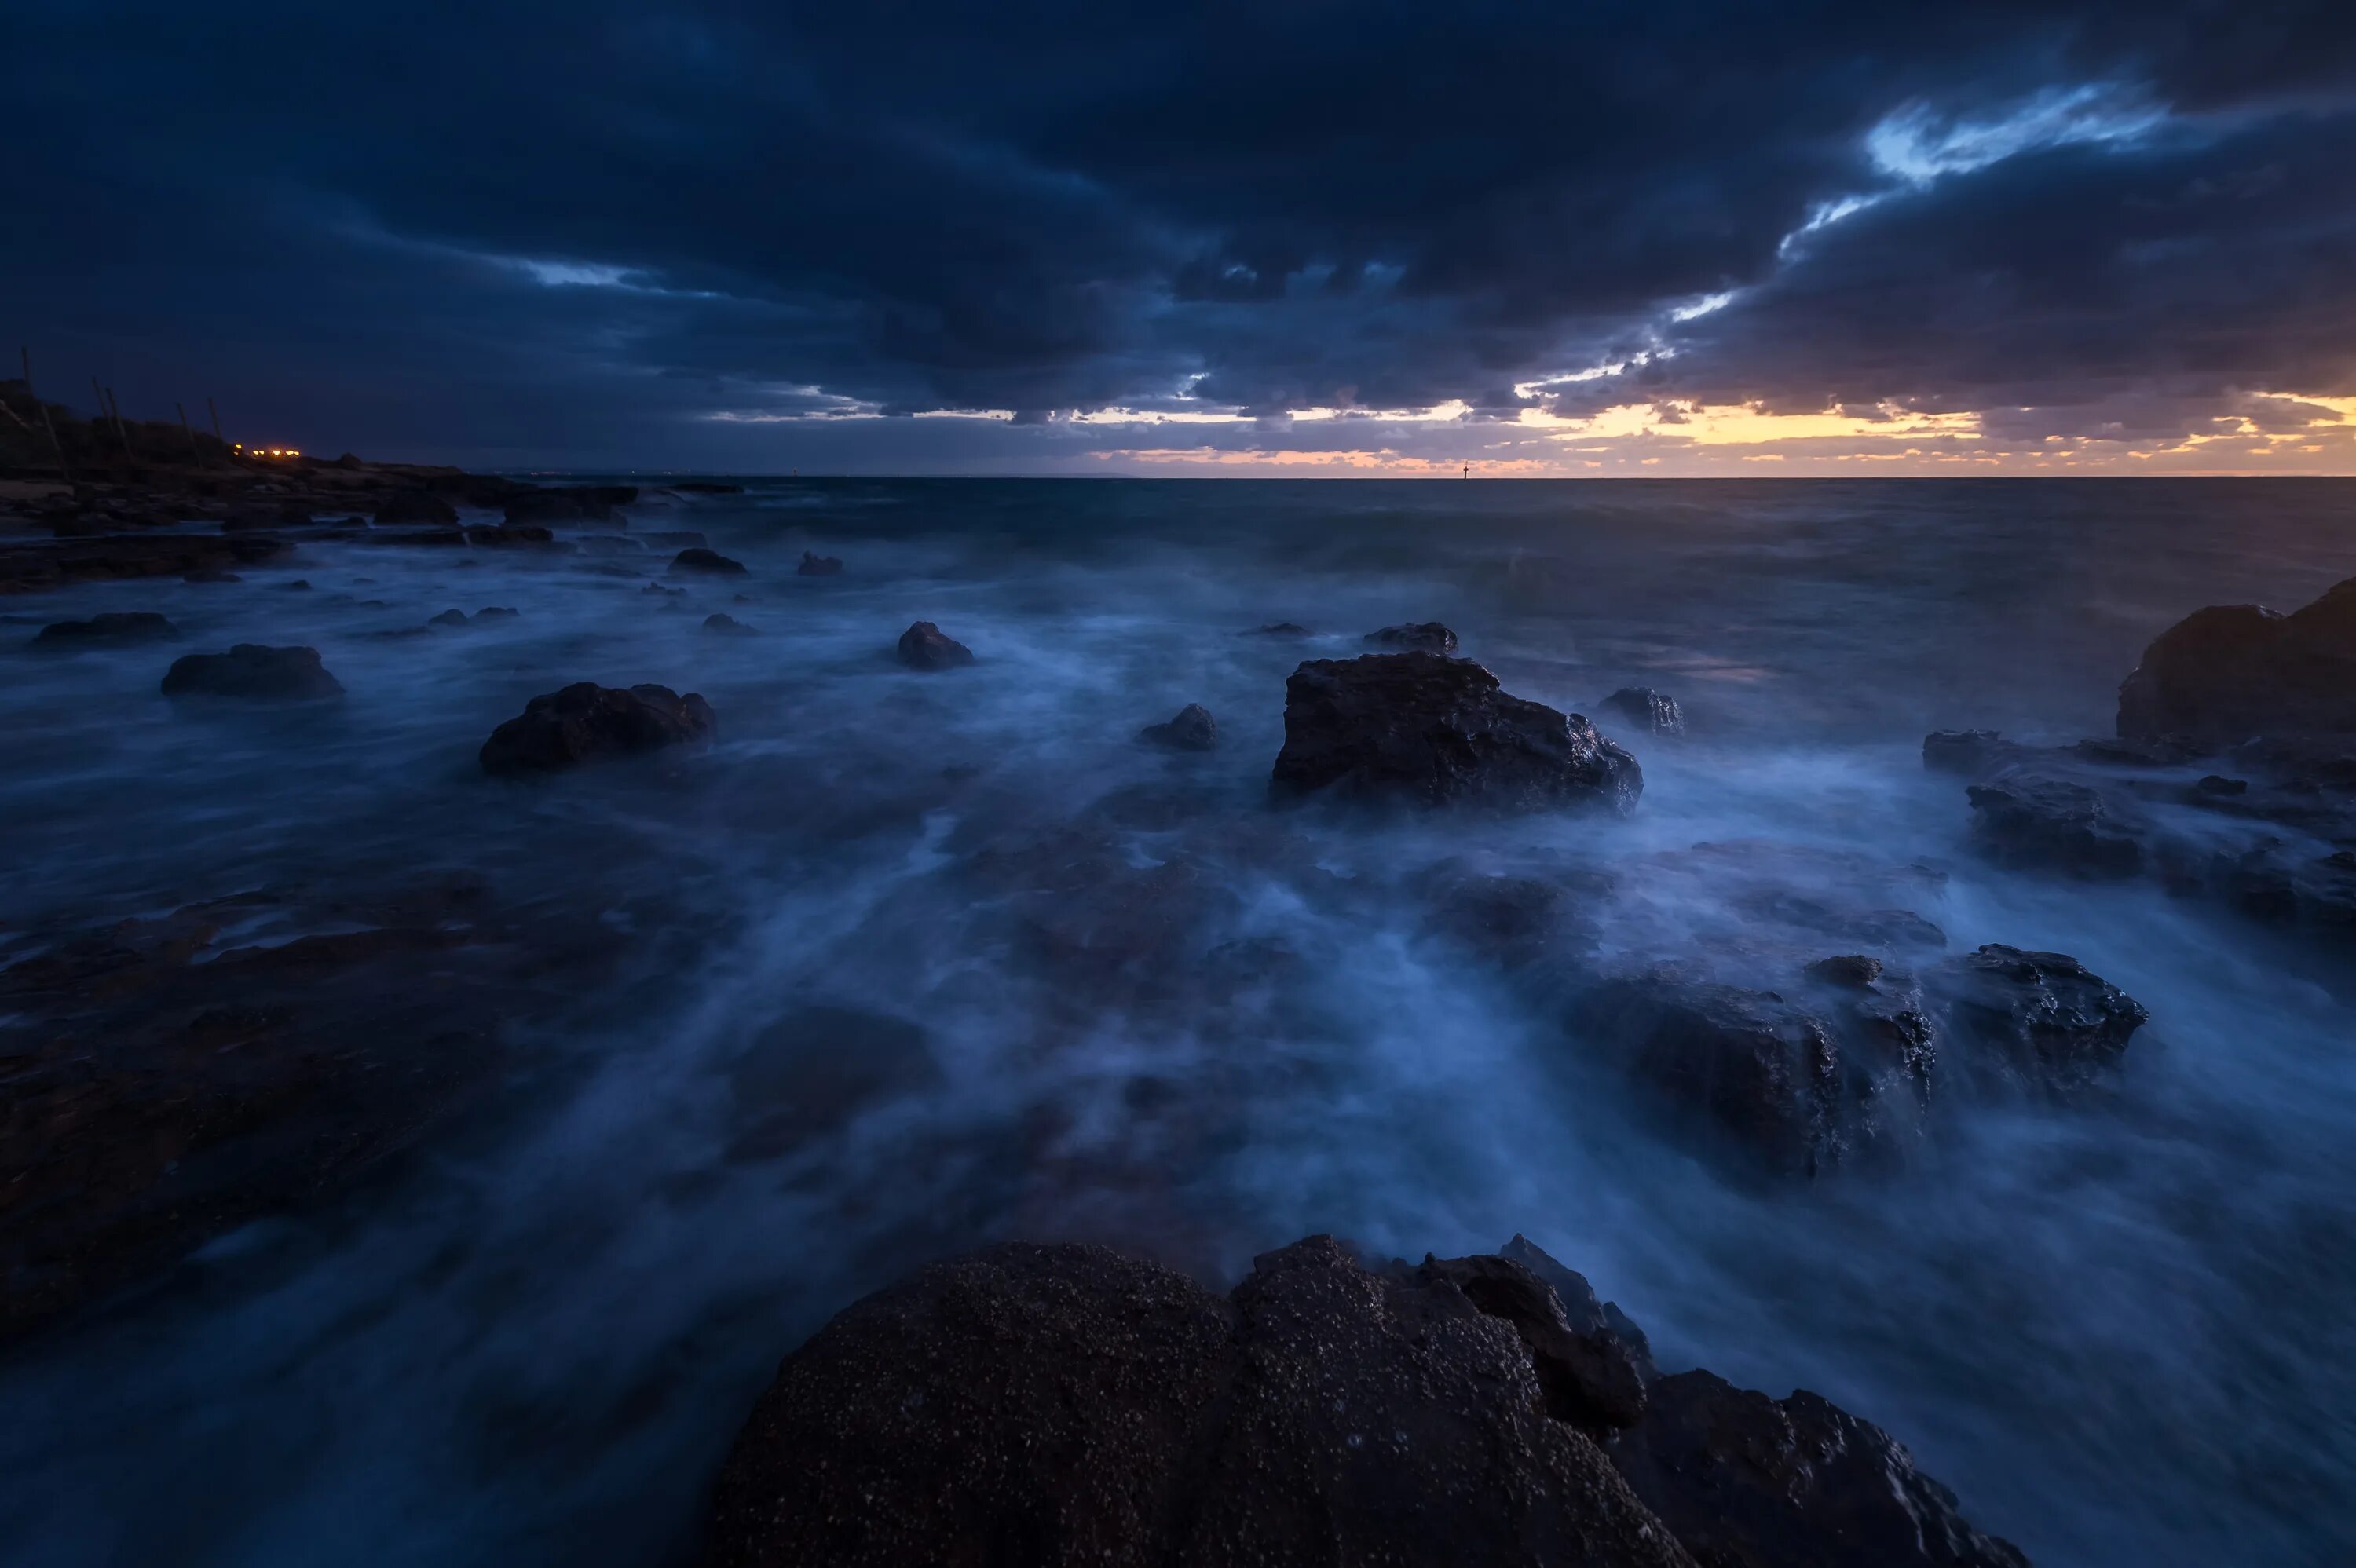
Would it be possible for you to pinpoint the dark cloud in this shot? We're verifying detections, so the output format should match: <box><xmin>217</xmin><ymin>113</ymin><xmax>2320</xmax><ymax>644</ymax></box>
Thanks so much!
<box><xmin>3</xmin><ymin>2</ymin><xmax>2353</xmax><ymax>467</ymax></box>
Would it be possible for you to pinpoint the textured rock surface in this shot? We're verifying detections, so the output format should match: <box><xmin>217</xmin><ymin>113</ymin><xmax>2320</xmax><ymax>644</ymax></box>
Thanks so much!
<box><xmin>1364</xmin><ymin>620</ymin><xmax>1459</xmax><ymax>653</ymax></box>
<box><xmin>711</xmin><ymin>1234</ymin><xmax>2024</xmax><ymax>1568</ymax></box>
<box><xmin>673</xmin><ymin>546</ymin><xmax>748</xmax><ymax>576</ymax></box>
<box><xmin>1271</xmin><ymin>652</ymin><xmax>1641</xmax><ymax>812</ymax></box>
<box><xmin>1140</xmin><ymin>702</ymin><xmax>1218</xmax><ymax>751</ymax></box>
<box><xmin>161</xmin><ymin>644</ymin><xmax>344</xmax><ymax>701</ymax></box>
<box><xmin>897</xmin><ymin>620</ymin><xmax>975</xmax><ymax>670</ymax></box>
<box><xmin>1605</xmin><ymin>686</ymin><xmax>1685</xmax><ymax>736</ymax></box>
<box><xmin>1966</xmin><ymin>777</ymin><xmax>2144</xmax><ymax>879</ymax></box>
<box><xmin>2116</xmin><ymin>576</ymin><xmax>2356</xmax><ymax>743</ymax></box>
<box><xmin>1931</xmin><ymin>944</ymin><xmax>2149</xmax><ymax>1096</ymax></box>
<box><xmin>478</xmin><ymin>682</ymin><xmax>715</xmax><ymax>774</ymax></box>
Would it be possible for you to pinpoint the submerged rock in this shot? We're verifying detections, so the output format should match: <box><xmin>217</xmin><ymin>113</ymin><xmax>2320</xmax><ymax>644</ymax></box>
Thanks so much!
<box><xmin>1140</xmin><ymin>702</ymin><xmax>1218</xmax><ymax>751</ymax></box>
<box><xmin>503</xmin><ymin>484</ymin><xmax>636</xmax><ymax>525</ymax></box>
<box><xmin>33</xmin><ymin>611</ymin><xmax>178</xmax><ymax>645</ymax></box>
<box><xmin>372</xmin><ymin>490</ymin><xmax>456</xmax><ymax>527</ymax></box>
<box><xmin>796</xmin><ymin>550</ymin><xmax>843</xmax><ymax>576</ymax></box>
<box><xmin>1249</xmin><ymin>620</ymin><xmax>1311</xmax><ymax>637</ymax></box>
<box><xmin>1923</xmin><ymin>729</ymin><xmax>2011</xmax><ymax>775</ymax></box>
<box><xmin>704</xmin><ymin>612</ymin><xmax>755</xmax><ymax>634</ymax></box>
<box><xmin>1365</xmin><ymin>620</ymin><xmax>1458</xmax><ymax>653</ymax></box>
<box><xmin>672</xmin><ymin>546</ymin><xmax>747</xmax><ymax>576</ymax></box>
<box><xmin>710</xmin><ymin>1234</ymin><xmax>2022</xmax><ymax>1568</ymax></box>
<box><xmin>1966</xmin><ymin>776</ymin><xmax>2144</xmax><ymax>879</ymax></box>
<box><xmin>2117</xmin><ymin>575</ymin><xmax>2356</xmax><ymax>744</ymax></box>
<box><xmin>896</xmin><ymin>620</ymin><xmax>974</xmax><ymax>671</ymax></box>
<box><xmin>1932</xmin><ymin>944</ymin><xmax>2149</xmax><ymax>1096</ymax></box>
<box><xmin>478</xmin><ymin>682</ymin><xmax>715</xmax><ymax>775</ymax></box>
<box><xmin>1604</xmin><ymin>686</ymin><xmax>1685</xmax><ymax>736</ymax></box>
<box><xmin>1271</xmin><ymin>651</ymin><xmax>1641</xmax><ymax>812</ymax></box>
<box><xmin>161</xmin><ymin>645</ymin><xmax>344</xmax><ymax>701</ymax></box>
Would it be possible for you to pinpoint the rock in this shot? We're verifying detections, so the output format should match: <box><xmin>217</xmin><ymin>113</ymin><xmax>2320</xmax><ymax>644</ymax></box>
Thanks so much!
<box><xmin>1805</xmin><ymin>953</ymin><xmax>1884</xmax><ymax>989</ymax></box>
<box><xmin>1140</xmin><ymin>702</ymin><xmax>1217</xmax><ymax>751</ymax></box>
<box><xmin>674</xmin><ymin>481</ymin><xmax>744</xmax><ymax>495</ymax></box>
<box><xmin>796</xmin><ymin>550</ymin><xmax>843</xmax><ymax>576</ymax></box>
<box><xmin>1271</xmin><ymin>651</ymin><xmax>1641</xmax><ymax>812</ymax></box>
<box><xmin>710</xmin><ymin>1237</ymin><xmax>1691</xmax><ymax>1568</ymax></box>
<box><xmin>577</xmin><ymin>535</ymin><xmax>644</xmax><ymax>555</ymax></box>
<box><xmin>897</xmin><ymin>620</ymin><xmax>974</xmax><ymax>671</ymax></box>
<box><xmin>2</xmin><ymin>532</ymin><xmax>290</xmax><ymax>592</ymax></box>
<box><xmin>1612</xmin><ymin>1370</ymin><xmax>2030</xmax><ymax>1568</ymax></box>
<box><xmin>1604</xmin><ymin>686</ymin><xmax>1685</xmax><ymax>736</ymax></box>
<box><xmin>2117</xmin><ymin>576</ymin><xmax>2356</xmax><ymax>744</ymax></box>
<box><xmin>373</xmin><ymin>490</ymin><xmax>457</xmax><ymax>527</ymax></box>
<box><xmin>1923</xmin><ymin>729</ymin><xmax>2010</xmax><ymax>775</ymax></box>
<box><xmin>2194</xmin><ymin>773</ymin><xmax>2248</xmax><ymax>797</ymax></box>
<box><xmin>478</xmin><ymin>682</ymin><xmax>716</xmax><ymax>776</ymax></box>
<box><xmin>672</xmin><ymin>546</ymin><xmax>747</xmax><ymax>576</ymax></box>
<box><xmin>1365</xmin><ymin>620</ymin><xmax>1458</xmax><ymax>654</ymax></box>
<box><xmin>1494</xmin><ymin>1234</ymin><xmax>1657</xmax><ymax>1381</ymax></box>
<box><xmin>639</xmin><ymin>530</ymin><xmax>709</xmax><ymax>550</ymax></box>
<box><xmin>1965</xmin><ymin>777</ymin><xmax>2144</xmax><ymax>879</ymax></box>
<box><xmin>704</xmin><ymin>612</ymin><xmax>755</xmax><ymax>634</ymax></box>
<box><xmin>1579</xmin><ymin>968</ymin><xmax>1935</xmax><ymax>1177</ymax></box>
<box><xmin>1249</xmin><ymin>621</ymin><xmax>1311</xmax><ymax>637</ymax></box>
<box><xmin>428</xmin><ymin>608</ymin><xmax>469</xmax><ymax>627</ymax></box>
<box><xmin>712</xmin><ymin>1234</ymin><xmax>2020</xmax><ymax>1568</ymax></box>
<box><xmin>1932</xmin><ymin>945</ymin><xmax>2148</xmax><ymax>1096</ymax></box>
<box><xmin>161</xmin><ymin>645</ymin><xmax>344</xmax><ymax>702</ymax></box>
<box><xmin>182</xmin><ymin>569</ymin><xmax>243</xmax><ymax>583</ymax></box>
<box><xmin>474</xmin><ymin>605</ymin><xmax>518</xmax><ymax>620</ymax></box>
<box><xmin>503</xmin><ymin>484</ymin><xmax>637</xmax><ymax>524</ymax></box>
<box><xmin>284</xmin><ymin>579</ymin><xmax>311</xmax><ymax>591</ymax></box>
<box><xmin>32</xmin><ymin>611</ymin><xmax>178</xmax><ymax>645</ymax></box>
<box><xmin>463</xmin><ymin>524</ymin><xmax>561</xmax><ymax>549</ymax></box>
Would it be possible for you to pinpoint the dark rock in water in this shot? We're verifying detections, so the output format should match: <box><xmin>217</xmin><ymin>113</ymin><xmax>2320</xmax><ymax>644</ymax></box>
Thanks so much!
<box><xmin>643</xmin><ymin>582</ymin><xmax>685</xmax><ymax>598</ymax></box>
<box><xmin>33</xmin><ymin>611</ymin><xmax>178</xmax><ymax>646</ymax></box>
<box><xmin>283</xmin><ymin>579</ymin><xmax>311</xmax><ymax>591</ymax></box>
<box><xmin>1365</xmin><ymin>620</ymin><xmax>1458</xmax><ymax>654</ymax></box>
<box><xmin>474</xmin><ymin>605</ymin><xmax>518</xmax><ymax>620</ymax></box>
<box><xmin>373</xmin><ymin>490</ymin><xmax>456</xmax><ymax>527</ymax></box>
<box><xmin>0</xmin><ymin>532</ymin><xmax>287</xmax><ymax>593</ymax></box>
<box><xmin>1806</xmin><ymin>953</ymin><xmax>1884</xmax><ymax>989</ymax></box>
<box><xmin>1613</xmin><ymin>1369</ymin><xmax>2030</xmax><ymax>1568</ymax></box>
<box><xmin>796</xmin><ymin>550</ymin><xmax>843</xmax><ymax>576</ymax></box>
<box><xmin>1411</xmin><ymin>1251</ymin><xmax>1648</xmax><ymax>1431</ymax></box>
<box><xmin>671</xmin><ymin>546</ymin><xmax>747</xmax><ymax>576</ymax></box>
<box><xmin>221</xmin><ymin>502</ymin><xmax>312</xmax><ymax>532</ymax></box>
<box><xmin>639</xmin><ymin>530</ymin><xmax>709</xmax><ymax>550</ymax></box>
<box><xmin>1966</xmin><ymin>776</ymin><xmax>2144</xmax><ymax>879</ymax></box>
<box><xmin>1417</xmin><ymin>862</ymin><xmax>1615</xmax><ymax>978</ymax></box>
<box><xmin>1581</xmin><ymin>967</ymin><xmax>1935</xmax><ymax>1178</ymax></box>
<box><xmin>2117</xmin><ymin>575</ymin><xmax>2356</xmax><ymax>743</ymax></box>
<box><xmin>463</xmin><ymin>524</ymin><xmax>559</xmax><ymax>549</ymax></box>
<box><xmin>162</xmin><ymin>645</ymin><xmax>344</xmax><ymax>702</ymax></box>
<box><xmin>2072</xmin><ymin>735</ymin><xmax>2211</xmax><ymax>768</ymax></box>
<box><xmin>711</xmin><ymin>1237</ymin><xmax>1687</xmax><ymax>1568</ymax></box>
<box><xmin>478</xmin><ymin>682</ymin><xmax>715</xmax><ymax>776</ymax></box>
<box><xmin>1249</xmin><ymin>620</ymin><xmax>1311</xmax><ymax>637</ymax></box>
<box><xmin>1271</xmin><ymin>651</ymin><xmax>1641</xmax><ymax>812</ymax></box>
<box><xmin>1923</xmin><ymin>729</ymin><xmax>2011</xmax><ymax>775</ymax></box>
<box><xmin>1605</xmin><ymin>686</ymin><xmax>1685</xmax><ymax>736</ymax></box>
<box><xmin>674</xmin><ymin>481</ymin><xmax>744</xmax><ymax>495</ymax></box>
<box><xmin>181</xmin><ymin>569</ymin><xmax>243</xmax><ymax>583</ymax></box>
<box><xmin>704</xmin><ymin>612</ymin><xmax>755</xmax><ymax>634</ymax></box>
<box><xmin>428</xmin><ymin>608</ymin><xmax>469</xmax><ymax>627</ymax></box>
<box><xmin>1933</xmin><ymin>944</ymin><xmax>2148</xmax><ymax>1096</ymax></box>
<box><xmin>896</xmin><ymin>620</ymin><xmax>974</xmax><ymax>671</ymax></box>
<box><xmin>1495</xmin><ymin>1233</ymin><xmax>1657</xmax><ymax>1382</ymax></box>
<box><xmin>1140</xmin><ymin>702</ymin><xmax>1217</xmax><ymax>751</ymax></box>
<box><xmin>2194</xmin><ymin>773</ymin><xmax>2248</xmax><ymax>797</ymax></box>
<box><xmin>711</xmin><ymin>1233</ymin><xmax>2019</xmax><ymax>1568</ymax></box>
<box><xmin>576</xmin><ymin>535</ymin><xmax>644</xmax><ymax>555</ymax></box>
<box><xmin>503</xmin><ymin>484</ymin><xmax>636</xmax><ymax>525</ymax></box>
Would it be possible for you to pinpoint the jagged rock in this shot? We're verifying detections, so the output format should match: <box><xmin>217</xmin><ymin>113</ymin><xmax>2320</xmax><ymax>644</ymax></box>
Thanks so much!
<box><xmin>897</xmin><ymin>620</ymin><xmax>974</xmax><ymax>670</ymax></box>
<box><xmin>478</xmin><ymin>682</ymin><xmax>715</xmax><ymax>775</ymax></box>
<box><xmin>1932</xmin><ymin>945</ymin><xmax>2148</xmax><ymax>1096</ymax></box>
<box><xmin>32</xmin><ymin>611</ymin><xmax>177</xmax><ymax>645</ymax></box>
<box><xmin>1365</xmin><ymin>620</ymin><xmax>1458</xmax><ymax>653</ymax></box>
<box><xmin>503</xmin><ymin>484</ymin><xmax>636</xmax><ymax>524</ymax></box>
<box><xmin>161</xmin><ymin>645</ymin><xmax>344</xmax><ymax>701</ymax></box>
<box><xmin>428</xmin><ymin>608</ymin><xmax>469</xmax><ymax>627</ymax></box>
<box><xmin>710</xmin><ymin>1234</ymin><xmax>2021</xmax><ymax>1568</ymax></box>
<box><xmin>1579</xmin><ymin>967</ymin><xmax>1936</xmax><ymax>1177</ymax></box>
<box><xmin>1805</xmin><ymin>953</ymin><xmax>1884</xmax><ymax>989</ymax></box>
<box><xmin>1923</xmin><ymin>729</ymin><xmax>2010</xmax><ymax>775</ymax></box>
<box><xmin>1496</xmin><ymin>1234</ymin><xmax>1657</xmax><ymax>1381</ymax></box>
<box><xmin>1966</xmin><ymin>777</ymin><xmax>2144</xmax><ymax>879</ymax></box>
<box><xmin>1605</xmin><ymin>686</ymin><xmax>1685</xmax><ymax>736</ymax></box>
<box><xmin>1271</xmin><ymin>652</ymin><xmax>1641</xmax><ymax>812</ymax></box>
<box><xmin>1140</xmin><ymin>702</ymin><xmax>1217</xmax><ymax>751</ymax></box>
<box><xmin>704</xmin><ymin>612</ymin><xmax>755</xmax><ymax>634</ymax></box>
<box><xmin>673</xmin><ymin>546</ymin><xmax>747</xmax><ymax>576</ymax></box>
<box><xmin>373</xmin><ymin>490</ymin><xmax>456</xmax><ymax>527</ymax></box>
<box><xmin>796</xmin><ymin>550</ymin><xmax>843</xmax><ymax>576</ymax></box>
<box><xmin>2117</xmin><ymin>576</ymin><xmax>2356</xmax><ymax>744</ymax></box>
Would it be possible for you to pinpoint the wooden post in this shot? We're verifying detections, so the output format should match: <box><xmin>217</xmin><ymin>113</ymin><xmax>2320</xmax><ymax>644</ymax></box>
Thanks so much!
<box><xmin>177</xmin><ymin>401</ymin><xmax>203</xmax><ymax>466</ymax></box>
<box><xmin>24</xmin><ymin>347</ymin><xmax>74</xmax><ymax>488</ymax></box>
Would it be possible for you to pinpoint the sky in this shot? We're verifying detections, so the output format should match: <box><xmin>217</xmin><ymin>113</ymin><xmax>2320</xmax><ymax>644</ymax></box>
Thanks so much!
<box><xmin>5</xmin><ymin>2</ymin><xmax>2355</xmax><ymax>476</ymax></box>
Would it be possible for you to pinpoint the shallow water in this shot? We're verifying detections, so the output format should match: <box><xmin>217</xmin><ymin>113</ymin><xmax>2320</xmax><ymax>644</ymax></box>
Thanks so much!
<box><xmin>4</xmin><ymin>477</ymin><xmax>2355</xmax><ymax>1566</ymax></box>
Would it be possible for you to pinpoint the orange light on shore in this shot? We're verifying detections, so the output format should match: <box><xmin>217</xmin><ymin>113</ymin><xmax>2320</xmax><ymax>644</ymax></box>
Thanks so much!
<box><xmin>231</xmin><ymin>444</ymin><xmax>302</xmax><ymax>458</ymax></box>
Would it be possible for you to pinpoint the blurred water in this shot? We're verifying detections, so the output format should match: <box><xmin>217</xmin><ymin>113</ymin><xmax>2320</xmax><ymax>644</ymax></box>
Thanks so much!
<box><xmin>2</xmin><ymin>477</ymin><xmax>2354</xmax><ymax>1566</ymax></box>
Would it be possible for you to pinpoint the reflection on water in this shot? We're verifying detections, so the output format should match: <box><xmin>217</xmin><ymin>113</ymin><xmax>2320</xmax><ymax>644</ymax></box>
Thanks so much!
<box><xmin>3</xmin><ymin>477</ymin><xmax>2354</xmax><ymax>1567</ymax></box>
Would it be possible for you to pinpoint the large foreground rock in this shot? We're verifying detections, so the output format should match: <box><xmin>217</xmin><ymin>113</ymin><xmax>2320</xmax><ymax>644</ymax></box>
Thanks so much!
<box><xmin>710</xmin><ymin>1234</ymin><xmax>2024</xmax><ymax>1568</ymax></box>
<box><xmin>2117</xmin><ymin>575</ymin><xmax>2356</xmax><ymax>744</ymax></box>
<box><xmin>479</xmin><ymin>682</ymin><xmax>715</xmax><ymax>774</ymax></box>
<box><xmin>161</xmin><ymin>644</ymin><xmax>344</xmax><ymax>701</ymax></box>
<box><xmin>1271</xmin><ymin>651</ymin><xmax>1641</xmax><ymax>811</ymax></box>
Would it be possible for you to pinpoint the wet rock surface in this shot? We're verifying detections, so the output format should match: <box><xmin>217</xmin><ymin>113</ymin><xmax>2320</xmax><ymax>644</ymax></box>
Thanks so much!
<box><xmin>1605</xmin><ymin>686</ymin><xmax>1685</xmax><ymax>736</ymax></box>
<box><xmin>479</xmin><ymin>682</ymin><xmax>716</xmax><ymax>775</ymax></box>
<box><xmin>1271</xmin><ymin>652</ymin><xmax>1642</xmax><ymax>812</ymax></box>
<box><xmin>711</xmin><ymin>1234</ymin><xmax>2021</xmax><ymax>1568</ymax></box>
<box><xmin>1364</xmin><ymin>620</ymin><xmax>1458</xmax><ymax>653</ymax></box>
<box><xmin>896</xmin><ymin>619</ymin><xmax>974</xmax><ymax>670</ymax></box>
<box><xmin>32</xmin><ymin>610</ymin><xmax>178</xmax><ymax>645</ymax></box>
<box><xmin>2117</xmin><ymin>575</ymin><xmax>2356</xmax><ymax>744</ymax></box>
<box><xmin>672</xmin><ymin>546</ymin><xmax>748</xmax><ymax>576</ymax></box>
<box><xmin>1966</xmin><ymin>776</ymin><xmax>2146</xmax><ymax>879</ymax></box>
<box><xmin>161</xmin><ymin>643</ymin><xmax>345</xmax><ymax>701</ymax></box>
<box><xmin>1140</xmin><ymin>701</ymin><xmax>1218</xmax><ymax>751</ymax></box>
<box><xmin>1930</xmin><ymin>945</ymin><xmax>2149</xmax><ymax>1097</ymax></box>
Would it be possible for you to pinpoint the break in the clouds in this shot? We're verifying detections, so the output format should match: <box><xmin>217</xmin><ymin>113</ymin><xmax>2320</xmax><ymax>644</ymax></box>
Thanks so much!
<box><xmin>6</xmin><ymin>2</ymin><xmax>2354</xmax><ymax>473</ymax></box>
